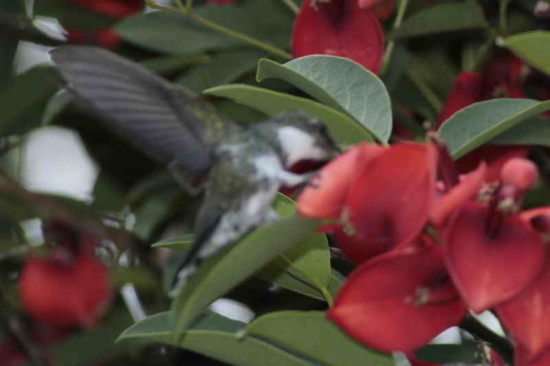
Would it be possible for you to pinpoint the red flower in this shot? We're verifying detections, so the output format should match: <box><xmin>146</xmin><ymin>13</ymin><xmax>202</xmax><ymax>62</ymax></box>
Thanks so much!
<box><xmin>19</xmin><ymin>247</ymin><xmax>112</xmax><ymax>328</ymax></box>
<box><xmin>69</xmin><ymin>0</ymin><xmax>143</xmax><ymax>18</ymax></box>
<box><xmin>436</xmin><ymin>72</ymin><xmax>484</xmax><ymax>128</ymax></box>
<box><xmin>299</xmin><ymin>142</ymin><xmax>437</xmax><ymax>264</ymax></box>
<box><xmin>292</xmin><ymin>0</ymin><xmax>384</xmax><ymax>73</ymax></box>
<box><xmin>358</xmin><ymin>0</ymin><xmax>395</xmax><ymax>19</ymax></box>
<box><xmin>327</xmin><ymin>244</ymin><xmax>466</xmax><ymax>353</ymax></box>
<box><xmin>444</xmin><ymin>202</ymin><xmax>545</xmax><ymax>313</ymax></box>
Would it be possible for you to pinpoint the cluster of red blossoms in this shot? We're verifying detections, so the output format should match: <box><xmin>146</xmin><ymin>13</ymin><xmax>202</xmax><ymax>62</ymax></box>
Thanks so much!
<box><xmin>297</xmin><ymin>140</ymin><xmax>550</xmax><ymax>365</ymax></box>
<box><xmin>66</xmin><ymin>0</ymin><xmax>143</xmax><ymax>48</ymax></box>
<box><xmin>18</xmin><ymin>222</ymin><xmax>112</xmax><ymax>329</ymax></box>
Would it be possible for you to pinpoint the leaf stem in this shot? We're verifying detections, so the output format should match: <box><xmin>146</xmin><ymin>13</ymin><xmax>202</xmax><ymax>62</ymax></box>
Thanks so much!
<box><xmin>460</xmin><ymin>315</ymin><xmax>514</xmax><ymax>365</ymax></box>
<box><xmin>406</xmin><ymin>70</ymin><xmax>442</xmax><ymax>113</ymax></box>
<box><xmin>143</xmin><ymin>0</ymin><xmax>292</xmax><ymax>60</ymax></box>
<box><xmin>280</xmin><ymin>253</ymin><xmax>334</xmax><ymax>307</ymax></box>
<box><xmin>381</xmin><ymin>0</ymin><xmax>410</xmax><ymax>75</ymax></box>
<box><xmin>280</xmin><ymin>0</ymin><xmax>300</xmax><ymax>14</ymax></box>
<box><xmin>498</xmin><ymin>0</ymin><xmax>510</xmax><ymax>36</ymax></box>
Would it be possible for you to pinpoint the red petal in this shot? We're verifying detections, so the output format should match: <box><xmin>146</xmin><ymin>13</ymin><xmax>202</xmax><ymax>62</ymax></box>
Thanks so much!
<box><xmin>445</xmin><ymin>203</ymin><xmax>545</xmax><ymax>313</ymax></box>
<box><xmin>69</xmin><ymin>0</ymin><xmax>143</xmax><ymax>18</ymax></box>
<box><xmin>346</xmin><ymin>143</ymin><xmax>437</xmax><ymax>255</ymax></box>
<box><xmin>431</xmin><ymin>162</ymin><xmax>487</xmax><ymax>226</ymax></box>
<box><xmin>327</xmin><ymin>245</ymin><xmax>466</xmax><ymax>352</ymax></box>
<box><xmin>496</xmin><ymin>250</ymin><xmax>550</xmax><ymax>360</ymax></box>
<box><xmin>514</xmin><ymin>346</ymin><xmax>550</xmax><ymax>366</ymax></box>
<box><xmin>358</xmin><ymin>0</ymin><xmax>395</xmax><ymax>20</ymax></box>
<box><xmin>333</xmin><ymin>226</ymin><xmax>392</xmax><ymax>264</ymax></box>
<box><xmin>436</xmin><ymin>72</ymin><xmax>484</xmax><ymax>128</ymax></box>
<box><xmin>297</xmin><ymin>143</ymin><xmax>384</xmax><ymax>219</ymax></box>
<box><xmin>19</xmin><ymin>251</ymin><xmax>112</xmax><ymax>328</ymax></box>
<box><xmin>292</xmin><ymin>0</ymin><xmax>384</xmax><ymax>73</ymax></box>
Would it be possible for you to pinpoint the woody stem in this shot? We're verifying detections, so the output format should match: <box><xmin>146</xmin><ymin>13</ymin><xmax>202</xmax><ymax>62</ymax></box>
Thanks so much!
<box><xmin>460</xmin><ymin>315</ymin><xmax>513</xmax><ymax>364</ymax></box>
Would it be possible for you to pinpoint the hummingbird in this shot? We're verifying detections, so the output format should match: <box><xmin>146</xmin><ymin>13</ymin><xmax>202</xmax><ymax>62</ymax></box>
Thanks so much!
<box><xmin>51</xmin><ymin>46</ymin><xmax>340</xmax><ymax>295</ymax></box>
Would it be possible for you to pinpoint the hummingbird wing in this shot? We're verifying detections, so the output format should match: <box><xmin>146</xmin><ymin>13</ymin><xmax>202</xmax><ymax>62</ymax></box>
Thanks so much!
<box><xmin>51</xmin><ymin>46</ymin><xmax>214</xmax><ymax>194</ymax></box>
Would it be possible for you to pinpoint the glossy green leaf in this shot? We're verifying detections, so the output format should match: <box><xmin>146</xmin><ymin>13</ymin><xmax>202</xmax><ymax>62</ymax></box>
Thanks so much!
<box><xmin>502</xmin><ymin>31</ymin><xmax>550</xmax><ymax>75</ymax></box>
<box><xmin>114</xmin><ymin>12</ymin><xmax>240</xmax><ymax>55</ymax></box>
<box><xmin>0</xmin><ymin>66</ymin><xmax>59</xmax><ymax>136</ymax></box>
<box><xmin>258</xmin><ymin>194</ymin><xmax>332</xmax><ymax>302</ymax></box>
<box><xmin>414</xmin><ymin>342</ymin><xmax>480</xmax><ymax>364</ymax></box>
<box><xmin>491</xmin><ymin>116</ymin><xmax>550</xmax><ymax>146</ymax></box>
<box><xmin>389</xmin><ymin>1</ymin><xmax>488</xmax><ymax>39</ymax></box>
<box><xmin>171</xmin><ymin>216</ymin><xmax>320</xmax><ymax>336</ymax></box>
<box><xmin>115</xmin><ymin>0</ymin><xmax>291</xmax><ymax>55</ymax></box>
<box><xmin>119</xmin><ymin>312</ymin><xmax>312</xmax><ymax>366</ymax></box>
<box><xmin>152</xmin><ymin>234</ymin><xmax>194</xmax><ymax>249</ymax></box>
<box><xmin>439</xmin><ymin>99</ymin><xmax>550</xmax><ymax>158</ymax></box>
<box><xmin>256</xmin><ymin>56</ymin><xmax>392</xmax><ymax>142</ymax></box>
<box><xmin>140</xmin><ymin>54</ymin><xmax>209</xmax><ymax>74</ymax></box>
<box><xmin>42</xmin><ymin>89</ymin><xmax>72</xmax><ymax>125</ymax></box>
<box><xmin>246</xmin><ymin>311</ymin><xmax>395</xmax><ymax>366</ymax></box>
<box><xmin>204</xmin><ymin>85</ymin><xmax>374</xmax><ymax>144</ymax></box>
<box><xmin>178</xmin><ymin>49</ymin><xmax>264</xmax><ymax>92</ymax></box>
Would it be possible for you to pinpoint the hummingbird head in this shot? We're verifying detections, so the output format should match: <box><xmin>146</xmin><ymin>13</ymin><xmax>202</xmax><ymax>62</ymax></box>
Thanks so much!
<box><xmin>257</xmin><ymin>112</ymin><xmax>340</xmax><ymax>168</ymax></box>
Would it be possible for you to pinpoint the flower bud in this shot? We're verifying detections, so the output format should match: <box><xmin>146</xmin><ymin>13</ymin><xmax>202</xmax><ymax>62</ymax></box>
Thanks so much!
<box><xmin>500</xmin><ymin>158</ymin><xmax>538</xmax><ymax>192</ymax></box>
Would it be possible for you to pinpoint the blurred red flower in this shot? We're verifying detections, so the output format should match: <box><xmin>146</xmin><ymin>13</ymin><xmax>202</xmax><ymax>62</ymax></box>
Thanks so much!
<box><xmin>291</xmin><ymin>0</ymin><xmax>384</xmax><ymax>73</ymax></box>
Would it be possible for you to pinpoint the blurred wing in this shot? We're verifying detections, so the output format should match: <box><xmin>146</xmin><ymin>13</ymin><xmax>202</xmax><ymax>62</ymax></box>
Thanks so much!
<box><xmin>51</xmin><ymin>46</ymin><xmax>212</xmax><ymax>192</ymax></box>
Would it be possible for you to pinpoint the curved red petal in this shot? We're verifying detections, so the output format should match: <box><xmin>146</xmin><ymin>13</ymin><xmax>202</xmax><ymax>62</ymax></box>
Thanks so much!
<box><xmin>431</xmin><ymin>162</ymin><xmax>487</xmax><ymax>226</ymax></box>
<box><xmin>346</xmin><ymin>143</ymin><xmax>437</xmax><ymax>252</ymax></box>
<box><xmin>496</xmin><ymin>251</ymin><xmax>550</xmax><ymax>360</ymax></box>
<box><xmin>297</xmin><ymin>143</ymin><xmax>384</xmax><ymax>219</ymax></box>
<box><xmin>328</xmin><ymin>245</ymin><xmax>466</xmax><ymax>353</ymax></box>
<box><xmin>333</xmin><ymin>226</ymin><xmax>392</xmax><ymax>264</ymax></box>
<box><xmin>292</xmin><ymin>0</ymin><xmax>384</xmax><ymax>73</ymax></box>
<box><xmin>445</xmin><ymin>203</ymin><xmax>545</xmax><ymax>313</ymax></box>
<box><xmin>514</xmin><ymin>346</ymin><xmax>550</xmax><ymax>366</ymax></box>
<box><xmin>456</xmin><ymin>145</ymin><xmax>529</xmax><ymax>183</ymax></box>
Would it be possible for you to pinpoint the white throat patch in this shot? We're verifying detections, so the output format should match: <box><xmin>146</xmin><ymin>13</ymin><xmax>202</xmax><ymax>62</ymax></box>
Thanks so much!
<box><xmin>277</xmin><ymin>126</ymin><xmax>326</xmax><ymax>166</ymax></box>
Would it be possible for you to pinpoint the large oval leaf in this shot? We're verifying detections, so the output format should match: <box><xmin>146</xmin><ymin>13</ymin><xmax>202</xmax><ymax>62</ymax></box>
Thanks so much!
<box><xmin>246</xmin><ymin>311</ymin><xmax>395</xmax><ymax>366</ymax></box>
<box><xmin>388</xmin><ymin>1</ymin><xmax>488</xmax><ymax>39</ymax></box>
<box><xmin>256</xmin><ymin>56</ymin><xmax>392</xmax><ymax>142</ymax></box>
<box><xmin>204</xmin><ymin>84</ymin><xmax>374</xmax><ymax>144</ymax></box>
<box><xmin>491</xmin><ymin>116</ymin><xmax>550</xmax><ymax>147</ymax></box>
<box><xmin>502</xmin><ymin>31</ymin><xmax>550</xmax><ymax>75</ymax></box>
<box><xmin>115</xmin><ymin>0</ymin><xmax>291</xmax><ymax>55</ymax></box>
<box><xmin>438</xmin><ymin>99</ymin><xmax>550</xmax><ymax>158</ymax></box>
<box><xmin>171</xmin><ymin>216</ymin><xmax>320</xmax><ymax>337</ymax></box>
<box><xmin>119</xmin><ymin>312</ymin><xmax>311</xmax><ymax>366</ymax></box>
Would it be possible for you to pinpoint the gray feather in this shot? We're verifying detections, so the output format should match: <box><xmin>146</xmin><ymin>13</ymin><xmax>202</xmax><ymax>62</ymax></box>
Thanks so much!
<box><xmin>51</xmin><ymin>46</ymin><xmax>212</xmax><ymax>186</ymax></box>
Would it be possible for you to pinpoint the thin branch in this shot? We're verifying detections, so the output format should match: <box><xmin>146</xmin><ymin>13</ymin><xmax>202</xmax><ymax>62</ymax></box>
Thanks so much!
<box><xmin>460</xmin><ymin>314</ymin><xmax>514</xmax><ymax>365</ymax></box>
<box><xmin>280</xmin><ymin>0</ymin><xmax>299</xmax><ymax>15</ymax></box>
<box><xmin>381</xmin><ymin>0</ymin><xmax>410</xmax><ymax>75</ymax></box>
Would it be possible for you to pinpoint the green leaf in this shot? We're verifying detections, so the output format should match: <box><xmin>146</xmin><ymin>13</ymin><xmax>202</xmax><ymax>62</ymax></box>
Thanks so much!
<box><xmin>256</xmin><ymin>56</ymin><xmax>392</xmax><ymax>142</ymax></box>
<box><xmin>140</xmin><ymin>54</ymin><xmax>210</xmax><ymax>74</ymax></box>
<box><xmin>115</xmin><ymin>0</ymin><xmax>291</xmax><ymax>55</ymax></box>
<box><xmin>439</xmin><ymin>99</ymin><xmax>550</xmax><ymax>158</ymax></box>
<box><xmin>258</xmin><ymin>194</ymin><xmax>332</xmax><ymax>302</ymax></box>
<box><xmin>389</xmin><ymin>1</ymin><xmax>488</xmax><ymax>39</ymax></box>
<box><xmin>246</xmin><ymin>311</ymin><xmax>395</xmax><ymax>366</ymax></box>
<box><xmin>171</xmin><ymin>216</ymin><xmax>320</xmax><ymax>336</ymax></box>
<box><xmin>42</xmin><ymin>89</ymin><xmax>72</xmax><ymax>125</ymax></box>
<box><xmin>414</xmin><ymin>342</ymin><xmax>480</xmax><ymax>364</ymax></box>
<box><xmin>114</xmin><ymin>12</ymin><xmax>241</xmax><ymax>55</ymax></box>
<box><xmin>0</xmin><ymin>66</ymin><xmax>59</xmax><ymax>136</ymax></box>
<box><xmin>152</xmin><ymin>234</ymin><xmax>194</xmax><ymax>249</ymax></box>
<box><xmin>177</xmin><ymin>49</ymin><xmax>264</xmax><ymax>92</ymax></box>
<box><xmin>502</xmin><ymin>31</ymin><xmax>550</xmax><ymax>75</ymax></box>
<box><xmin>119</xmin><ymin>312</ymin><xmax>312</xmax><ymax>366</ymax></box>
<box><xmin>491</xmin><ymin>116</ymin><xmax>550</xmax><ymax>146</ymax></box>
<box><xmin>204</xmin><ymin>84</ymin><xmax>374</xmax><ymax>145</ymax></box>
